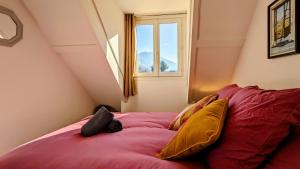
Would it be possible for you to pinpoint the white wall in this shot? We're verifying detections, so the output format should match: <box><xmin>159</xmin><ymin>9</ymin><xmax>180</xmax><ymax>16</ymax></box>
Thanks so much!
<box><xmin>233</xmin><ymin>0</ymin><xmax>300</xmax><ymax>89</ymax></box>
<box><xmin>122</xmin><ymin>13</ymin><xmax>190</xmax><ymax>112</ymax></box>
<box><xmin>81</xmin><ymin>0</ymin><xmax>125</xmax><ymax>92</ymax></box>
<box><xmin>122</xmin><ymin>77</ymin><xmax>189</xmax><ymax>112</ymax></box>
<box><xmin>188</xmin><ymin>0</ymin><xmax>257</xmax><ymax>102</ymax></box>
<box><xmin>0</xmin><ymin>0</ymin><xmax>95</xmax><ymax>155</ymax></box>
<box><xmin>23</xmin><ymin>0</ymin><xmax>124</xmax><ymax>110</ymax></box>
<box><xmin>94</xmin><ymin>0</ymin><xmax>125</xmax><ymax>75</ymax></box>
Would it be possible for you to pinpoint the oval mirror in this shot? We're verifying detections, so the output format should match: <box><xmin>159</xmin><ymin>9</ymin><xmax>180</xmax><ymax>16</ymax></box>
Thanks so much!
<box><xmin>0</xmin><ymin>5</ymin><xmax>23</xmax><ymax>47</ymax></box>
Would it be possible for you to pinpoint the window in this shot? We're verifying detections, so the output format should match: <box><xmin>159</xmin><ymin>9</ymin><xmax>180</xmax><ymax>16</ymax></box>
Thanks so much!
<box><xmin>136</xmin><ymin>24</ymin><xmax>154</xmax><ymax>73</ymax></box>
<box><xmin>135</xmin><ymin>14</ymin><xmax>186</xmax><ymax>77</ymax></box>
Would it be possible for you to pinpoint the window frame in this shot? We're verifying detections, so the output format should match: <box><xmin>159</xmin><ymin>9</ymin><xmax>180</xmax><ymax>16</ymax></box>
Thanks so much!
<box><xmin>135</xmin><ymin>14</ymin><xmax>186</xmax><ymax>77</ymax></box>
<box><xmin>135</xmin><ymin>19</ymin><xmax>158</xmax><ymax>77</ymax></box>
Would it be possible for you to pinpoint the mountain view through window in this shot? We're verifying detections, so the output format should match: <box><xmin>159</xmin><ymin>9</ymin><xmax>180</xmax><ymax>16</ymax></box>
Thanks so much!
<box><xmin>136</xmin><ymin>22</ymin><xmax>179</xmax><ymax>75</ymax></box>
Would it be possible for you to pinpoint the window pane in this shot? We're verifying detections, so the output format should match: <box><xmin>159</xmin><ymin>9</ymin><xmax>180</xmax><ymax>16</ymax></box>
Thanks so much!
<box><xmin>136</xmin><ymin>24</ymin><xmax>154</xmax><ymax>73</ymax></box>
<box><xmin>159</xmin><ymin>23</ymin><xmax>178</xmax><ymax>73</ymax></box>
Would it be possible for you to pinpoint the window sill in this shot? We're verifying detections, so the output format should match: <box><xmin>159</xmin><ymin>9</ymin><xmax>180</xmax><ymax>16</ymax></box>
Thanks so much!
<box><xmin>134</xmin><ymin>75</ymin><xmax>186</xmax><ymax>81</ymax></box>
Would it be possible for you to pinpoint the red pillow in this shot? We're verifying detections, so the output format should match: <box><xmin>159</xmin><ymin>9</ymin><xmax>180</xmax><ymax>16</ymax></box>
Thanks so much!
<box><xmin>217</xmin><ymin>84</ymin><xmax>242</xmax><ymax>99</ymax></box>
<box><xmin>207</xmin><ymin>87</ymin><xmax>300</xmax><ymax>169</ymax></box>
<box><xmin>263</xmin><ymin>127</ymin><xmax>300</xmax><ymax>169</ymax></box>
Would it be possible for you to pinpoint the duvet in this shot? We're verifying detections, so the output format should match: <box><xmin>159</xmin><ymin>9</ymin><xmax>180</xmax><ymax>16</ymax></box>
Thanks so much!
<box><xmin>0</xmin><ymin>112</ymin><xmax>206</xmax><ymax>169</ymax></box>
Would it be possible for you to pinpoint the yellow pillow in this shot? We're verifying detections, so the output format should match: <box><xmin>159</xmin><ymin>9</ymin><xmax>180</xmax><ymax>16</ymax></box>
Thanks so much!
<box><xmin>168</xmin><ymin>94</ymin><xmax>218</xmax><ymax>130</ymax></box>
<box><xmin>158</xmin><ymin>99</ymin><xmax>228</xmax><ymax>160</ymax></box>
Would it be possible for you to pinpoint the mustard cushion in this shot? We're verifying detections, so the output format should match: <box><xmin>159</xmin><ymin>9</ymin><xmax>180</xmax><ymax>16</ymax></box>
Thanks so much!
<box><xmin>168</xmin><ymin>94</ymin><xmax>218</xmax><ymax>130</ymax></box>
<box><xmin>159</xmin><ymin>99</ymin><xmax>228</xmax><ymax>160</ymax></box>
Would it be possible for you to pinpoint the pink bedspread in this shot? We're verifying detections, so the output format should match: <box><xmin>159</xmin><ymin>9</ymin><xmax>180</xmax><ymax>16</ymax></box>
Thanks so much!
<box><xmin>0</xmin><ymin>112</ymin><xmax>206</xmax><ymax>169</ymax></box>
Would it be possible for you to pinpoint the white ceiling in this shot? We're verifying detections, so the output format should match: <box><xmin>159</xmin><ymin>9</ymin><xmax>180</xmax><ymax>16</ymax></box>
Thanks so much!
<box><xmin>113</xmin><ymin>0</ymin><xmax>190</xmax><ymax>14</ymax></box>
<box><xmin>22</xmin><ymin>0</ymin><xmax>258</xmax><ymax>105</ymax></box>
<box><xmin>22</xmin><ymin>0</ymin><xmax>123</xmax><ymax>109</ymax></box>
<box><xmin>22</xmin><ymin>0</ymin><xmax>98</xmax><ymax>45</ymax></box>
<box><xmin>189</xmin><ymin>0</ymin><xmax>258</xmax><ymax>102</ymax></box>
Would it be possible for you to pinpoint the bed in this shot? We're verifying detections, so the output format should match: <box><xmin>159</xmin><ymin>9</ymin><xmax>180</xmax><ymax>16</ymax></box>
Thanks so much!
<box><xmin>0</xmin><ymin>112</ymin><xmax>206</xmax><ymax>169</ymax></box>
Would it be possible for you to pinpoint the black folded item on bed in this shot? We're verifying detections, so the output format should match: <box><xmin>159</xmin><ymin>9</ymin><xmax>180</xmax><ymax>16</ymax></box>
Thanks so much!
<box><xmin>81</xmin><ymin>107</ymin><xmax>123</xmax><ymax>137</ymax></box>
<box><xmin>105</xmin><ymin>119</ymin><xmax>123</xmax><ymax>133</ymax></box>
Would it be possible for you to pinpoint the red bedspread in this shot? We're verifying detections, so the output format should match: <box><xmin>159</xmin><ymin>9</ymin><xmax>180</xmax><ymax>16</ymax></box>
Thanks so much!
<box><xmin>0</xmin><ymin>112</ymin><xmax>206</xmax><ymax>169</ymax></box>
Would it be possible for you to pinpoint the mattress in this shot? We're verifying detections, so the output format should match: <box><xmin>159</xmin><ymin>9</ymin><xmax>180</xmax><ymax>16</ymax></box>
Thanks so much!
<box><xmin>0</xmin><ymin>112</ymin><xmax>207</xmax><ymax>169</ymax></box>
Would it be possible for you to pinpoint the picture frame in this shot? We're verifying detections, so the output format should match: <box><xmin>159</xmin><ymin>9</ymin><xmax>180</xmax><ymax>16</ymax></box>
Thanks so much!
<box><xmin>268</xmin><ymin>0</ymin><xmax>299</xmax><ymax>59</ymax></box>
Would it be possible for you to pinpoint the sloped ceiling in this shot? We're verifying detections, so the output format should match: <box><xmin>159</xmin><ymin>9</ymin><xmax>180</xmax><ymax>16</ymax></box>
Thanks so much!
<box><xmin>189</xmin><ymin>0</ymin><xmax>258</xmax><ymax>102</ymax></box>
<box><xmin>22</xmin><ymin>0</ymin><xmax>258</xmax><ymax>106</ymax></box>
<box><xmin>22</xmin><ymin>0</ymin><xmax>123</xmax><ymax>110</ymax></box>
<box><xmin>114</xmin><ymin>0</ymin><xmax>189</xmax><ymax>14</ymax></box>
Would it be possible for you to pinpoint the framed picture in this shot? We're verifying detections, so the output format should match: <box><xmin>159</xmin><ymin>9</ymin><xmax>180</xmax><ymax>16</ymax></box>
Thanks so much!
<box><xmin>268</xmin><ymin>0</ymin><xmax>299</xmax><ymax>58</ymax></box>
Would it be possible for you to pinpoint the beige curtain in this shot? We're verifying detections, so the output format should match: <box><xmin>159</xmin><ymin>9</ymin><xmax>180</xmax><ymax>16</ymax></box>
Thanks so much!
<box><xmin>124</xmin><ymin>14</ymin><xmax>137</xmax><ymax>98</ymax></box>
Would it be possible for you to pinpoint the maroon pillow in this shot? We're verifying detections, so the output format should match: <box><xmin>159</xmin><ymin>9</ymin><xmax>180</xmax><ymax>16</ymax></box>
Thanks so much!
<box><xmin>217</xmin><ymin>84</ymin><xmax>259</xmax><ymax>100</ymax></box>
<box><xmin>207</xmin><ymin>87</ymin><xmax>300</xmax><ymax>169</ymax></box>
<box><xmin>263</xmin><ymin>127</ymin><xmax>300</xmax><ymax>169</ymax></box>
<box><xmin>217</xmin><ymin>84</ymin><xmax>242</xmax><ymax>99</ymax></box>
